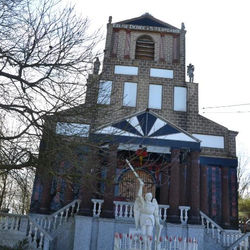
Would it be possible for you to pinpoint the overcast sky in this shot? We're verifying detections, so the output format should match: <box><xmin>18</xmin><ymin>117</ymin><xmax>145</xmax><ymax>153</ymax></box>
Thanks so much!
<box><xmin>67</xmin><ymin>0</ymin><xmax>250</xmax><ymax>163</ymax></box>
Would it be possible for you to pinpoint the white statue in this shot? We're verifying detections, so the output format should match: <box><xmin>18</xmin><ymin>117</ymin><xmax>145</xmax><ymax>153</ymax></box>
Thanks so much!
<box><xmin>126</xmin><ymin>160</ymin><xmax>162</xmax><ymax>250</ymax></box>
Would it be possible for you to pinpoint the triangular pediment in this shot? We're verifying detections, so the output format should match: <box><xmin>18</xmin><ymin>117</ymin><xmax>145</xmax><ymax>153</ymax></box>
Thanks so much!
<box><xmin>115</xmin><ymin>13</ymin><xmax>179</xmax><ymax>30</ymax></box>
<box><xmin>93</xmin><ymin>111</ymin><xmax>200</xmax><ymax>149</ymax></box>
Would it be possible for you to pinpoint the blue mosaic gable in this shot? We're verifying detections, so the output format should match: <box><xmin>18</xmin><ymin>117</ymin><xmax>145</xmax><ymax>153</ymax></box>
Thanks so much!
<box><xmin>94</xmin><ymin>111</ymin><xmax>200</xmax><ymax>149</ymax></box>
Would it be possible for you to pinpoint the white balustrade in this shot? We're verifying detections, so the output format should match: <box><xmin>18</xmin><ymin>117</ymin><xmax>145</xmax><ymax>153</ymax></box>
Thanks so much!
<box><xmin>158</xmin><ymin>205</ymin><xmax>169</xmax><ymax>222</ymax></box>
<box><xmin>227</xmin><ymin>232</ymin><xmax>250</xmax><ymax>250</ymax></box>
<box><xmin>113</xmin><ymin>201</ymin><xmax>134</xmax><ymax>219</ymax></box>
<box><xmin>34</xmin><ymin>199</ymin><xmax>81</xmax><ymax>231</ymax></box>
<box><xmin>28</xmin><ymin>218</ymin><xmax>53</xmax><ymax>250</ymax></box>
<box><xmin>0</xmin><ymin>212</ymin><xmax>24</xmax><ymax>231</ymax></box>
<box><xmin>91</xmin><ymin>199</ymin><xmax>104</xmax><ymax>217</ymax></box>
<box><xmin>0</xmin><ymin>200</ymin><xmax>81</xmax><ymax>249</ymax></box>
<box><xmin>200</xmin><ymin>211</ymin><xmax>243</xmax><ymax>247</ymax></box>
<box><xmin>179</xmin><ymin>206</ymin><xmax>190</xmax><ymax>224</ymax></box>
<box><xmin>50</xmin><ymin>199</ymin><xmax>81</xmax><ymax>228</ymax></box>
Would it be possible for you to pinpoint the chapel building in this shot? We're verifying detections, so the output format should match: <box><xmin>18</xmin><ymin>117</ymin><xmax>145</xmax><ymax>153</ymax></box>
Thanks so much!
<box><xmin>30</xmin><ymin>13</ymin><xmax>238</xmax><ymax>230</ymax></box>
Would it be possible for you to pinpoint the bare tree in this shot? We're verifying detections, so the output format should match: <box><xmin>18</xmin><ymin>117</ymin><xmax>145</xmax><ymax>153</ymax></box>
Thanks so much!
<box><xmin>237</xmin><ymin>152</ymin><xmax>250</xmax><ymax>198</ymax></box>
<box><xmin>0</xmin><ymin>0</ymin><xmax>100</xmax><ymax>171</ymax></box>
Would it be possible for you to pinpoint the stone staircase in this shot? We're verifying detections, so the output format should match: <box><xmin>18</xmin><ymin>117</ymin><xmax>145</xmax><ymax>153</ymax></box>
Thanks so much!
<box><xmin>1</xmin><ymin>199</ymin><xmax>249</xmax><ymax>250</ymax></box>
<box><xmin>0</xmin><ymin>199</ymin><xmax>81</xmax><ymax>250</ymax></box>
<box><xmin>200</xmin><ymin>211</ymin><xmax>246</xmax><ymax>250</ymax></box>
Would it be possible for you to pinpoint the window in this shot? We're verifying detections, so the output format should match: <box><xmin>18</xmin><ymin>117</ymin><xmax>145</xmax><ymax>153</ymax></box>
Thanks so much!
<box><xmin>56</xmin><ymin>122</ymin><xmax>90</xmax><ymax>137</ymax></box>
<box><xmin>192</xmin><ymin>134</ymin><xmax>224</xmax><ymax>148</ymax></box>
<box><xmin>150</xmin><ymin>68</ymin><xmax>173</xmax><ymax>79</ymax></box>
<box><xmin>123</xmin><ymin>82</ymin><xmax>137</xmax><ymax>107</ymax></box>
<box><xmin>119</xmin><ymin>170</ymin><xmax>155</xmax><ymax>201</ymax></box>
<box><xmin>174</xmin><ymin>87</ymin><xmax>187</xmax><ymax>111</ymax></box>
<box><xmin>114</xmin><ymin>65</ymin><xmax>138</xmax><ymax>75</ymax></box>
<box><xmin>97</xmin><ymin>81</ymin><xmax>112</xmax><ymax>104</ymax></box>
<box><xmin>135</xmin><ymin>35</ymin><xmax>154</xmax><ymax>60</ymax></box>
<box><xmin>148</xmin><ymin>84</ymin><xmax>162</xmax><ymax>109</ymax></box>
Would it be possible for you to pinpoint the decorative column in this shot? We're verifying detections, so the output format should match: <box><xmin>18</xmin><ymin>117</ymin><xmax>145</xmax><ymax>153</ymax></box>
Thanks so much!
<box><xmin>79</xmin><ymin>148</ymin><xmax>99</xmax><ymax>216</ymax></box>
<box><xmin>39</xmin><ymin>173</ymin><xmax>53</xmax><ymax>214</ymax></box>
<box><xmin>168</xmin><ymin>148</ymin><xmax>180</xmax><ymax>223</ymax></box>
<box><xmin>173</xmin><ymin>35</ymin><xmax>180</xmax><ymax>63</ymax></box>
<box><xmin>160</xmin><ymin>168</ymin><xmax>169</xmax><ymax>205</ymax></box>
<box><xmin>179</xmin><ymin>162</ymin><xmax>187</xmax><ymax>205</ymax></box>
<box><xmin>189</xmin><ymin>151</ymin><xmax>200</xmax><ymax>224</ymax></box>
<box><xmin>124</xmin><ymin>30</ymin><xmax>131</xmax><ymax>59</ymax></box>
<box><xmin>102</xmin><ymin>144</ymin><xmax>118</xmax><ymax>218</ymax></box>
<box><xmin>79</xmin><ymin>175</ymin><xmax>93</xmax><ymax>216</ymax></box>
<box><xmin>64</xmin><ymin>181</ymin><xmax>74</xmax><ymax>206</ymax></box>
<box><xmin>200</xmin><ymin>165</ymin><xmax>208</xmax><ymax>214</ymax></box>
<box><xmin>221</xmin><ymin>166</ymin><xmax>230</xmax><ymax>228</ymax></box>
<box><xmin>111</xmin><ymin>29</ymin><xmax>119</xmax><ymax>57</ymax></box>
<box><xmin>159</xmin><ymin>33</ymin><xmax>165</xmax><ymax>62</ymax></box>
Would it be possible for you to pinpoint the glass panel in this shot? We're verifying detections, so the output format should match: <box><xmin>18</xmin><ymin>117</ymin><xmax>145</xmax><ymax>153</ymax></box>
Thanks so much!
<box><xmin>150</xmin><ymin>68</ymin><xmax>173</xmax><ymax>79</ymax></box>
<box><xmin>192</xmin><ymin>134</ymin><xmax>224</xmax><ymax>148</ymax></box>
<box><xmin>148</xmin><ymin>84</ymin><xmax>162</xmax><ymax>109</ymax></box>
<box><xmin>123</xmin><ymin>82</ymin><xmax>137</xmax><ymax>107</ymax></box>
<box><xmin>114</xmin><ymin>65</ymin><xmax>138</xmax><ymax>75</ymax></box>
<box><xmin>97</xmin><ymin>81</ymin><xmax>112</xmax><ymax>104</ymax></box>
<box><xmin>56</xmin><ymin>122</ymin><xmax>90</xmax><ymax>137</ymax></box>
<box><xmin>174</xmin><ymin>87</ymin><xmax>187</xmax><ymax>111</ymax></box>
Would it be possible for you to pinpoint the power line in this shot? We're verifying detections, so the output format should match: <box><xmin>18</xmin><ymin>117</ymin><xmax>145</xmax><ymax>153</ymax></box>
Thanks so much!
<box><xmin>202</xmin><ymin>111</ymin><xmax>250</xmax><ymax>114</ymax></box>
<box><xmin>202</xmin><ymin>103</ymin><xmax>250</xmax><ymax>109</ymax></box>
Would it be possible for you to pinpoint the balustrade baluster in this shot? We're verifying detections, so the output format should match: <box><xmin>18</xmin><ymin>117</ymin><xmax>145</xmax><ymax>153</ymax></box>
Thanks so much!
<box><xmin>59</xmin><ymin>211</ymin><xmax>64</xmax><ymax>225</ymax></box>
<box><xmin>163</xmin><ymin>208</ymin><xmax>167</xmax><ymax>221</ymax></box>
<box><xmin>15</xmin><ymin>217</ymin><xmax>20</xmax><ymax>231</ymax></box>
<box><xmin>47</xmin><ymin>219</ymin><xmax>51</xmax><ymax>231</ymax></box>
<box><xmin>93</xmin><ymin>201</ymin><xmax>97</xmax><ymax>216</ymax></box>
<box><xmin>206</xmin><ymin>221</ymin><xmax>210</xmax><ymax>234</ymax></box>
<box><xmin>125</xmin><ymin>205</ymin><xmax>128</xmax><ymax>218</ymax></box>
<box><xmin>10</xmin><ymin>217</ymin><xmax>15</xmax><ymax>230</ymax></box>
<box><xmin>201</xmin><ymin>216</ymin><xmax>205</xmax><ymax>225</ymax></box>
<box><xmin>34</xmin><ymin>226</ymin><xmax>38</xmax><ymax>243</ymax></box>
<box><xmin>129</xmin><ymin>204</ymin><xmax>133</xmax><ymax>218</ymax></box>
<box><xmin>65</xmin><ymin>208</ymin><xmax>69</xmax><ymax>221</ymax></box>
<box><xmin>114</xmin><ymin>203</ymin><xmax>118</xmax><ymax>218</ymax></box>
<box><xmin>211</xmin><ymin>224</ymin><xmax>215</xmax><ymax>238</ymax></box>
<box><xmin>217</xmin><ymin>229</ymin><xmax>221</xmax><ymax>243</ymax></box>
<box><xmin>53</xmin><ymin>215</ymin><xmax>57</xmax><ymax>229</ymax></box>
<box><xmin>38</xmin><ymin>232</ymin><xmax>44</xmax><ymax>249</ymax></box>
<box><xmin>119</xmin><ymin>204</ymin><xmax>123</xmax><ymax>218</ymax></box>
<box><xmin>97</xmin><ymin>201</ymin><xmax>102</xmax><ymax>217</ymax></box>
<box><xmin>184</xmin><ymin>209</ymin><xmax>188</xmax><ymax>223</ymax></box>
<box><xmin>28</xmin><ymin>222</ymin><xmax>33</xmax><ymax>238</ymax></box>
<box><xmin>76</xmin><ymin>201</ymin><xmax>80</xmax><ymax>213</ymax></box>
<box><xmin>4</xmin><ymin>217</ymin><xmax>9</xmax><ymax>230</ymax></box>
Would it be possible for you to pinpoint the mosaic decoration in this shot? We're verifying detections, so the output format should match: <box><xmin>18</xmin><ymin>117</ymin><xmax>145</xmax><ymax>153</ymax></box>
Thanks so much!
<box><xmin>94</xmin><ymin>111</ymin><xmax>199</xmax><ymax>149</ymax></box>
<box><xmin>30</xmin><ymin>176</ymin><xmax>43</xmax><ymax>211</ymax></box>
<box><xmin>230</xmin><ymin>168</ymin><xmax>237</xmax><ymax>218</ymax></box>
<box><xmin>208</xmin><ymin>166</ymin><xmax>222</xmax><ymax>223</ymax></box>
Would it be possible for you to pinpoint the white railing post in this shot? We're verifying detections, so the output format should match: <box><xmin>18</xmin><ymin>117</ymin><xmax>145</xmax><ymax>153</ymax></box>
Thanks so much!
<box><xmin>159</xmin><ymin>205</ymin><xmax>169</xmax><ymax>222</ymax></box>
<box><xmin>91</xmin><ymin>199</ymin><xmax>104</xmax><ymax>217</ymax></box>
<box><xmin>113</xmin><ymin>201</ymin><xmax>134</xmax><ymax>220</ymax></box>
<box><xmin>179</xmin><ymin>206</ymin><xmax>190</xmax><ymax>224</ymax></box>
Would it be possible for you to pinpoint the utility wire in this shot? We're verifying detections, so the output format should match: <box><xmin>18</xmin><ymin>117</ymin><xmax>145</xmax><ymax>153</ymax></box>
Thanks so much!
<box><xmin>202</xmin><ymin>103</ymin><xmax>250</xmax><ymax>109</ymax></box>
<box><xmin>202</xmin><ymin>111</ymin><xmax>250</xmax><ymax>114</ymax></box>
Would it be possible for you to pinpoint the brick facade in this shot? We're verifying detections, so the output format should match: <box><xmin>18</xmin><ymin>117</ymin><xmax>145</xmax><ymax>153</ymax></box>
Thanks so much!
<box><xmin>31</xmin><ymin>14</ymin><xmax>238</xmax><ymax>229</ymax></box>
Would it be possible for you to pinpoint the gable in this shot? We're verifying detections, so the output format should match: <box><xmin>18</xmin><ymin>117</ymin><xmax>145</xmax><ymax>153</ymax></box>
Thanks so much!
<box><xmin>115</xmin><ymin>13</ymin><xmax>179</xmax><ymax>30</ymax></box>
<box><xmin>93</xmin><ymin>111</ymin><xmax>200</xmax><ymax>150</ymax></box>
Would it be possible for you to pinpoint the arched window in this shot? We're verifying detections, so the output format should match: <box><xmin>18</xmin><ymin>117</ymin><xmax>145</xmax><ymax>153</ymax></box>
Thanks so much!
<box><xmin>135</xmin><ymin>35</ymin><xmax>154</xmax><ymax>60</ymax></box>
<box><xmin>118</xmin><ymin>169</ymin><xmax>155</xmax><ymax>201</ymax></box>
